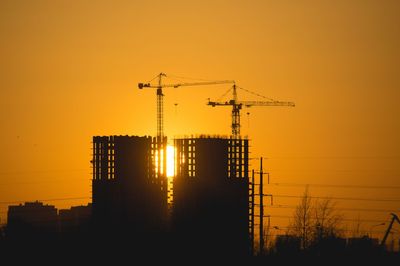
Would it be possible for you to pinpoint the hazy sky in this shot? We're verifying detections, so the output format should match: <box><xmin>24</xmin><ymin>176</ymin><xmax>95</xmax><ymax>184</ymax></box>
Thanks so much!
<box><xmin>1</xmin><ymin>0</ymin><xmax>399</xmax><ymax>237</ymax></box>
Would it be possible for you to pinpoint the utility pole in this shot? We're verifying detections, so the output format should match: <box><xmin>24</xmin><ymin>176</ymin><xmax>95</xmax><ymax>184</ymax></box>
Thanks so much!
<box><xmin>250</xmin><ymin>169</ymin><xmax>255</xmax><ymax>255</ymax></box>
<box><xmin>259</xmin><ymin>157</ymin><xmax>264</xmax><ymax>254</ymax></box>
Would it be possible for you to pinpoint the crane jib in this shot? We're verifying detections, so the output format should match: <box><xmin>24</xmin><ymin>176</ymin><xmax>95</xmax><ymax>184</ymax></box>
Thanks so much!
<box><xmin>138</xmin><ymin>73</ymin><xmax>235</xmax><ymax>138</ymax></box>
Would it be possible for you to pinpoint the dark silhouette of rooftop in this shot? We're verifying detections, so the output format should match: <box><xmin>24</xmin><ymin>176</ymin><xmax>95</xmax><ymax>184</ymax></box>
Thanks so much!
<box><xmin>6</xmin><ymin>201</ymin><xmax>58</xmax><ymax>241</ymax></box>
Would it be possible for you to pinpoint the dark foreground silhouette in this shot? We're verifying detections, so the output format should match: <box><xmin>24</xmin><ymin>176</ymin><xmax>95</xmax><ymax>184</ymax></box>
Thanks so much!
<box><xmin>1</xmin><ymin>226</ymin><xmax>399</xmax><ymax>265</ymax></box>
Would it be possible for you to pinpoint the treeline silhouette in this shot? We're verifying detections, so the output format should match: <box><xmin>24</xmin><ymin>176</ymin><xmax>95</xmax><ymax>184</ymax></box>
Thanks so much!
<box><xmin>257</xmin><ymin>188</ymin><xmax>400</xmax><ymax>263</ymax></box>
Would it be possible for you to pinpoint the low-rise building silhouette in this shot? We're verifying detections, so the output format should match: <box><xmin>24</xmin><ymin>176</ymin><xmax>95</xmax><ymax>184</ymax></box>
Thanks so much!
<box><xmin>347</xmin><ymin>235</ymin><xmax>380</xmax><ymax>253</ymax></box>
<box><xmin>275</xmin><ymin>235</ymin><xmax>301</xmax><ymax>254</ymax></box>
<box><xmin>59</xmin><ymin>203</ymin><xmax>92</xmax><ymax>234</ymax></box>
<box><xmin>7</xmin><ymin>201</ymin><xmax>58</xmax><ymax>240</ymax></box>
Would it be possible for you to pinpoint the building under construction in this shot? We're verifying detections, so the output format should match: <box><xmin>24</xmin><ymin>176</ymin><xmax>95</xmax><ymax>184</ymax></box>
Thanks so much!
<box><xmin>91</xmin><ymin>135</ymin><xmax>250</xmax><ymax>256</ymax></box>
<box><xmin>172</xmin><ymin>136</ymin><xmax>250</xmax><ymax>256</ymax></box>
<box><xmin>92</xmin><ymin>135</ymin><xmax>168</xmax><ymax>240</ymax></box>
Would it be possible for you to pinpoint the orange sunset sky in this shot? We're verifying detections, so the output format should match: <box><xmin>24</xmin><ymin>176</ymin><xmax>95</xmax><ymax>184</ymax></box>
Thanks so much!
<box><xmin>0</xmin><ymin>0</ymin><xmax>399</xmax><ymax>239</ymax></box>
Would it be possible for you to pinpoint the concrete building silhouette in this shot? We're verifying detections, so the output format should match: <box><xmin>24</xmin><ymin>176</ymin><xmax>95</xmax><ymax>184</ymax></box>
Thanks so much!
<box><xmin>91</xmin><ymin>135</ymin><xmax>250</xmax><ymax>256</ymax></box>
<box><xmin>91</xmin><ymin>135</ymin><xmax>168</xmax><ymax>244</ymax></box>
<box><xmin>172</xmin><ymin>136</ymin><xmax>249</xmax><ymax>256</ymax></box>
<box><xmin>59</xmin><ymin>203</ymin><xmax>92</xmax><ymax>234</ymax></box>
<box><xmin>7</xmin><ymin>201</ymin><xmax>58</xmax><ymax>240</ymax></box>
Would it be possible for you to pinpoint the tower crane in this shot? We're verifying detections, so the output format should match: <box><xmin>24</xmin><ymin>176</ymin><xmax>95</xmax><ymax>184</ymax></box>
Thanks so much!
<box><xmin>207</xmin><ymin>84</ymin><xmax>295</xmax><ymax>138</ymax></box>
<box><xmin>138</xmin><ymin>73</ymin><xmax>235</xmax><ymax>138</ymax></box>
<box><xmin>381</xmin><ymin>213</ymin><xmax>400</xmax><ymax>248</ymax></box>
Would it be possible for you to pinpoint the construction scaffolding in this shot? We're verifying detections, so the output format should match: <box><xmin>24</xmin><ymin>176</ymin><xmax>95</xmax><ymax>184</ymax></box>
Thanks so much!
<box><xmin>172</xmin><ymin>136</ymin><xmax>250</xmax><ymax>256</ymax></box>
<box><xmin>91</xmin><ymin>135</ymin><xmax>257</xmax><ymax>256</ymax></box>
<box><xmin>92</xmin><ymin>135</ymin><xmax>168</xmax><ymax>236</ymax></box>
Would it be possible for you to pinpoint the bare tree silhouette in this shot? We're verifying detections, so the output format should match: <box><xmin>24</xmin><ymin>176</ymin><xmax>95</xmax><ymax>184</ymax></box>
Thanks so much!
<box><xmin>290</xmin><ymin>187</ymin><xmax>313</xmax><ymax>249</ymax></box>
<box><xmin>313</xmin><ymin>198</ymin><xmax>344</xmax><ymax>243</ymax></box>
<box><xmin>289</xmin><ymin>187</ymin><xmax>343</xmax><ymax>250</ymax></box>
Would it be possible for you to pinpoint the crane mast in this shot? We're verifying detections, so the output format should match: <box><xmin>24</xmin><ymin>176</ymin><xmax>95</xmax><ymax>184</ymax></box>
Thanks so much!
<box><xmin>232</xmin><ymin>84</ymin><xmax>240</xmax><ymax>138</ymax></box>
<box><xmin>139</xmin><ymin>73</ymin><xmax>235</xmax><ymax>138</ymax></box>
<box><xmin>207</xmin><ymin>84</ymin><xmax>295</xmax><ymax>138</ymax></box>
<box><xmin>156</xmin><ymin>73</ymin><xmax>165</xmax><ymax>139</ymax></box>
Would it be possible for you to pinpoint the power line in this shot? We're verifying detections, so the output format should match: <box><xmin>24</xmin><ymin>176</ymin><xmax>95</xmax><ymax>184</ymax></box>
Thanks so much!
<box><xmin>267</xmin><ymin>205</ymin><xmax>400</xmax><ymax>213</ymax></box>
<box><xmin>0</xmin><ymin>169</ymin><xmax>88</xmax><ymax>175</ymax></box>
<box><xmin>0</xmin><ymin>178</ymin><xmax>92</xmax><ymax>186</ymax></box>
<box><xmin>273</xmin><ymin>194</ymin><xmax>400</xmax><ymax>202</ymax></box>
<box><xmin>268</xmin><ymin>225</ymin><xmax>396</xmax><ymax>235</ymax></box>
<box><xmin>0</xmin><ymin>197</ymin><xmax>91</xmax><ymax>205</ymax></box>
<box><xmin>268</xmin><ymin>215</ymin><xmax>386</xmax><ymax>224</ymax></box>
<box><xmin>267</xmin><ymin>182</ymin><xmax>400</xmax><ymax>190</ymax></box>
<box><xmin>268</xmin><ymin>156</ymin><xmax>400</xmax><ymax>160</ymax></box>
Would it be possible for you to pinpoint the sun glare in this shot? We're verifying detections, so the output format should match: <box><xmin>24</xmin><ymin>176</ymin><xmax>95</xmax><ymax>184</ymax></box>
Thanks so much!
<box><xmin>166</xmin><ymin>145</ymin><xmax>175</xmax><ymax>178</ymax></box>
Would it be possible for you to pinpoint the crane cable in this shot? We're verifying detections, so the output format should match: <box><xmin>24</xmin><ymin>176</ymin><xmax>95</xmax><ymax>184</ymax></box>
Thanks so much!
<box><xmin>213</xmin><ymin>84</ymin><xmax>277</xmax><ymax>102</ymax></box>
<box><xmin>237</xmin><ymin>86</ymin><xmax>275</xmax><ymax>101</ymax></box>
<box><xmin>167</xmin><ymin>73</ymin><xmax>222</xmax><ymax>82</ymax></box>
<box><xmin>216</xmin><ymin>87</ymin><xmax>233</xmax><ymax>102</ymax></box>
